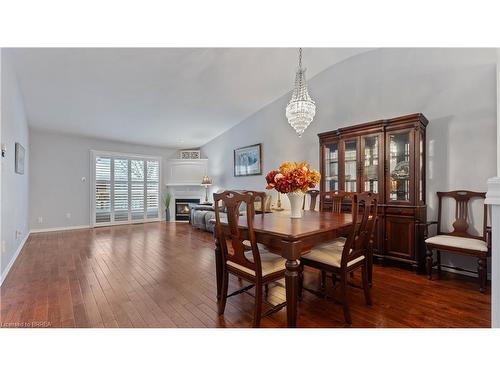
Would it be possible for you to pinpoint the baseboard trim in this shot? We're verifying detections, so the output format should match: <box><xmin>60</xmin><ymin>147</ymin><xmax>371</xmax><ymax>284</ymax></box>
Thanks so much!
<box><xmin>29</xmin><ymin>225</ymin><xmax>90</xmax><ymax>234</ymax></box>
<box><xmin>0</xmin><ymin>233</ymin><xmax>29</xmax><ymax>286</ymax></box>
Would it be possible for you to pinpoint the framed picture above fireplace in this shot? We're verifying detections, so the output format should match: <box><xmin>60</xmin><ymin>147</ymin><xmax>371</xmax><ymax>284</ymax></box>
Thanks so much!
<box><xmin>234</xmin><ymin>143</ymin><xmax>262</xmax><ymax>177</ymax></box>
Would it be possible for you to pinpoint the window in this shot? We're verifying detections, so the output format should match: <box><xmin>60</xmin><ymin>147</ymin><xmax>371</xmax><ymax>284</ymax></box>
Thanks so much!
<box><xmin>91</xmin><ymin>151</ymin><xmax>161</xmax><ymax>226</ymax></box>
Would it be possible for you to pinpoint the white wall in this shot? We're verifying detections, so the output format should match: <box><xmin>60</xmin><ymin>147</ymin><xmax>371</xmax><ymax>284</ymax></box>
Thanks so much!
<box><xmin>201</xmin><ymin>48</ymin><xmax>498</xmax><ymax>275</ymax></box>
<box><xmin>1</xmin><ymin>49</ymin><xmax>30</xmax><ymax>281</ymax></box>
<box><xmin>497</xmin><ymin>48</ymin><xmax>500</xmax><ymax>176</ymax></box>
<box><xmin>29</xmin><ymin>129</ymin><xmax>176</xmax><ymax>231</ymax></box>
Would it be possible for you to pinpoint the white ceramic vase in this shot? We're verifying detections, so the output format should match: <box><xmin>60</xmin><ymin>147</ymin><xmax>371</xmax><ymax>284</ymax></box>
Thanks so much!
<box><xmin>287</xmin><ymin>191</ymin><xmax>305</xmax><ymax>219</ymax></box>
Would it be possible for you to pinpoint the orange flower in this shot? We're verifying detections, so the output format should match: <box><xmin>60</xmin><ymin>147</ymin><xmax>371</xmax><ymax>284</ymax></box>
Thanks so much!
<box><xmin>264</xmin><ymin>161</ymin><xmax>321</xmax><ymax>193</ymax></box>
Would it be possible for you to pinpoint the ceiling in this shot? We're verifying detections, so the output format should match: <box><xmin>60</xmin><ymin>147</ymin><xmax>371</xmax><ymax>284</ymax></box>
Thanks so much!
<box><xmin>9</xmin><ymin>48</ymin><xmax>370</xmax><ymax>148</ymax></box>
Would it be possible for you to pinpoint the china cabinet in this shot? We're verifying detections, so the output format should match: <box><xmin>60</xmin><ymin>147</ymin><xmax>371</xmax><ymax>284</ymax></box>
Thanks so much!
<box><xmin>318</xmin><ymin>113</ymin><xmax>428</xmax><ymax>270</ymax></box>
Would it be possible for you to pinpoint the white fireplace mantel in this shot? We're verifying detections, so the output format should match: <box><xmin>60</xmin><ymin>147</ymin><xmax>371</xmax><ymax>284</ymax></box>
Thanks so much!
<box><xmin>165</xmin><ymin>158</ymin><xmax>208</xmax><ymax>186</ymax></box>
<box><xmin>485</xmin><ymin>176</ymin><xmax>500</xmax><ymax>327</ymax></box>
<box><xmin>165</xmin><ymin>185</ymin><xmax>204</xmax><ymax>221</ymax></box>
<box><xmin>164</xmin><ymin>159</ymin><xmax>208</xmax><ymax>220</ymax></box>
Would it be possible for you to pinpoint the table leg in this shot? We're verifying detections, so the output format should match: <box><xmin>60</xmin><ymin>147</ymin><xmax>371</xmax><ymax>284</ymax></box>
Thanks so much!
<box><xmin>214</xmin><ymin>237</ymin><xmax>223</xmax><ymax>304</ymax></box>
<box><xmin>285</xmin><ymin>259</ymin><xmax>300</xmax><ymax>328</ymax></box>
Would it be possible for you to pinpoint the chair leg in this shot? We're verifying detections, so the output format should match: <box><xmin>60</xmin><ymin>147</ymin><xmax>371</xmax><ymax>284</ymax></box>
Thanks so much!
<box><xmin>361</xmin><ymin>263</ymin><xmax>372</xmax><ymax>306</ymax></box>
<box><xmin>426</xmin><ymin>247</ymin><xmax>433</xmax><ymax>280</ymax></box>
<box><xmin>478</xmin><ymin>257</ymin><xmax>487</xmax><ymax>294</ymax></box>
<box><xmin>367</xmin><ymin>248</ymin><xmax>373</xmax><ymax>287</ymax></box>
<box><xmin>331</xmin><ymin>273</ymin><xmax>337</xmax><ymax>287</ymax></box>
<box><xmin>340</xmin><ymin>272</ymin><xmax>352</xmax><ymax>325</ymax></box>
<box><xmin>320</xmin><ymin>270</ymin><xmax>327</xmax><ymax>291</ymax></box>
<box><xmin>264</xmin><ymin>284</ymin><xmax>269</xmax><ymax>297</ymax></box>
<box><xmin>253</xmin><ymin>282</ymin><xmax>263</xmax><ymax>328</ymax></box>
<box><xmin>218</xmin><ymin>270</ymin><xmax>229</xmax><ymax>315</ymax></box>
<box><xmin>298</xmin><ymin>263</ymin><xmax>304</xmax><ymax>300</ymax></box>
<box><xmin>437</xmin><ymin>250</ymin><xmax>442</xmax><ymax>276</ymax></box>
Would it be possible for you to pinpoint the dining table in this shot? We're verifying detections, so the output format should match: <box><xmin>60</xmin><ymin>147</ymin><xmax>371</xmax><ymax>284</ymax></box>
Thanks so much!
<box><xmin>213</xmin><ymin>210</ymin><xmax>353</xmax><ymax>328</ymax></box>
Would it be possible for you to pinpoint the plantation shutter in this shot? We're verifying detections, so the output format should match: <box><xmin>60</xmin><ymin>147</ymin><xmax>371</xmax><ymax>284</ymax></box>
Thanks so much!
<box><xmin>130</xmin><ymin>159</ymin><xmax>145</xmax><ymax>220</ymax></box>
<box><xmin>95</xmin><ymin>157</ymin><xmax>111</xmax><ymax>224</ymax></box>
<box><xmin>146</xmin><ymin>160</ymin><xmax>160</xmax><ymax>218</ymax></box>
<box><xmin>114</xmin><ymin>159</ymin><xmax>129</xmax><ymax>221</ymax></box>
<box><xmin>93</xmin><ymin>152</ymin><xmax>161</xmax><ymax>226</ymax></box>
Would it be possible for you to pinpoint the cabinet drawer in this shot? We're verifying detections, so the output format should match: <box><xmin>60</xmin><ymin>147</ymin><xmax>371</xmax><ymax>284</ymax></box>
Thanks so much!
<box><xmin>385</xmin><ymin>206</ymin><xmax>415</xmax><ymax>216</ymax></box>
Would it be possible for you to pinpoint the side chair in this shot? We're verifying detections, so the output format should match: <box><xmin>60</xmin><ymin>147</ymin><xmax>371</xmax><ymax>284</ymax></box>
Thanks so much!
<box><xmin>213</xmin><ymin>190</ymin><xmax>287</xmax><ymax>327</ymax></box>
<box><xmin>299</xmin><ymin>192</ymin><xmax>378</xmax><ymax>324</ymax></box>
<box><xmin>303</xmin><ymin>189</ymin><xmax>320</xmax><ymax>211</ymax></box>
<box><xmin>424</xmin><ymin>190</ymin><xmax>491</xmax><ymax>293</ymax></box>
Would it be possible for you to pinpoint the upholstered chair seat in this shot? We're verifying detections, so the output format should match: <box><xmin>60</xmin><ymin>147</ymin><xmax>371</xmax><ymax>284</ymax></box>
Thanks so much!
<box><xmin>226</xmin><ymin>250</ymin><xmax>286</xmax><ymax>276</ymax></box>
<box><xmin>425</xmin><ymin>235</ymin><xmax>488</xmax><ymax>252</ymax></box>
<box><xmin>242</xmin><ymin>240</ymin><xmax>270</xmax><ymax>251</ymax></box>
<box><xmin>302</xmin><ymin>246</ymin><xmax>364</xmax><ymax>268</ymax></box>
<box><xmin>309</xmin><ymin>237</ymin><xmax>346</xmax><ymax>251</ymax></box>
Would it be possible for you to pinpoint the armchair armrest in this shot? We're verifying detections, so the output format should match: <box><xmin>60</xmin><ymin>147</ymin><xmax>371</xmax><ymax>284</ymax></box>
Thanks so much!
<box><xmin>190</xmin><ymin>204</ymin><xmax>214</xmax><ymax>212</ymax></box>
<box><xmin>486</xmin><ymin>226</ymin><xmax>492</xmax><ymax>249</ymax></box>
<box><xmin>421</xmin><ymin>221</ymin><xmax>438</xmax><ymax>238</ymax></box>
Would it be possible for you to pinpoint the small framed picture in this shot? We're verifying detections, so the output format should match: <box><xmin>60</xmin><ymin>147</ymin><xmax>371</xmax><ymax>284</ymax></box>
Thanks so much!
<box><xmin>15</xmin><ymin>142</ymin><xmax>25</xmax><ymax>175</ymax></box>
<box><xmin>234</xmin><ymin>143</ymin><xmax>262</xmax><ymax>177</ymax></box>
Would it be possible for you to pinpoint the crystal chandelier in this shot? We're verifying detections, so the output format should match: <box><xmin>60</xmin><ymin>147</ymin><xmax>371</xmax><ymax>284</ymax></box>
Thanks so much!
<box><xmin>286</xmin><ymin>48</ymin><xmax>316</xmax><ymax>137</ymax></box>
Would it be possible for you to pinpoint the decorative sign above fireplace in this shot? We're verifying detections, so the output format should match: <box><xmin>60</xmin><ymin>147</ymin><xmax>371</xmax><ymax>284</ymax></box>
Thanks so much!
<box><xmin>179</xmin><ymin>150</ymin><xmax>201</xmax><ymax>160</ymax></box>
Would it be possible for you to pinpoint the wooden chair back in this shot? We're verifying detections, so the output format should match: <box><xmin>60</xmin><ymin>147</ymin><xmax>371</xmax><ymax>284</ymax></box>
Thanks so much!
<box><xmin>239</xmin><ymin>190</ymin><xmax>267</xmax><ymax>218</ymax></box>
<box><xmin>303</xmin><ymin>190</ymin><xmax>320</xmax><ymax>211</ymax></box>
<box><xmin>321</xmin><ymin>191</ymin><xmax>353</xmax><ymax>213</ymax></box>
<box><xmin>213</xmin><ymin>190</ymin><xmax>263</xmax><ymax>278</ymax></box>
<box><xmin>436</xmin><ymin>190</ymin><xmax>487</xmax><ymax>241</ymax></box>
<box><xmin>341</xmin><ymin>192</ymin><xmax>378</xmax><ymax>267</ymax></box>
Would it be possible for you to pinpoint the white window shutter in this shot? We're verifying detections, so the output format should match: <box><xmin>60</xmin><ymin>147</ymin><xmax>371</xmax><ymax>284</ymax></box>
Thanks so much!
<box><xmin>93</xmin><ymin>153</ymin><xmax>161</xmax><ymax>227</ymax></box>
<box><xmin>95</xmin><ymin>157</ymin><xmax>111</xmax><ymax>224</ymax></box>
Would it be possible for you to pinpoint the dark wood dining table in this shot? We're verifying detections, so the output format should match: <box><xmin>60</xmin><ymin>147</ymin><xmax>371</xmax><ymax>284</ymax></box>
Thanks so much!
<box><xmin>213</xmin><ymin>210</ymin><xmax>353</xmax><ymax>327</ymax></box>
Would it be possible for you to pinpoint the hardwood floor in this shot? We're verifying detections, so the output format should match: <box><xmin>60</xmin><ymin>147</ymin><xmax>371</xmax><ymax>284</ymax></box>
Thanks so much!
<box><xmin>0</xmin><ymin>222</ymin><xmax>491</xmax><ymax>328</ymax></box>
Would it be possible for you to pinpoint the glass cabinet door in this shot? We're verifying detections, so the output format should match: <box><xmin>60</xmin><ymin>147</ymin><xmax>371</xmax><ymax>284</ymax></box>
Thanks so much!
<box><xmin>361</xmin><ymin>135</ymin><xmax>380</xmax><ymax>193</ymax></box>
<box><xmin>324</xmin><ymin>142</ymin><xmax>339</xmax><ymax>192</ymax></box>
<box><xmin>343</xmin><ymin>139</ymin><xmax>358</xmax><ymax>192</ymax></box>
<box><xmin>388</xmin><ymin>131</ymin><xmax>411</xmax><ymax>202</ymax></box>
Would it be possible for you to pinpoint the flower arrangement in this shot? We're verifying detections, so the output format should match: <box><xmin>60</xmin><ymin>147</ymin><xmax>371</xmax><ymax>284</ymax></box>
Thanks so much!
<box><xmin>265</xmin><ymin>161</ymin><xmax>321</xmax><ymax>193</ymax></box>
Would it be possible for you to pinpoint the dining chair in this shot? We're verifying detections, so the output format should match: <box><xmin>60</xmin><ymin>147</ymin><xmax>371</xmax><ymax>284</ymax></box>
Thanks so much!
<box><xmin>322</xmin><ymin>191</ymin><xmax>377</xmax><ymax>287</ymax></box>
<box><xmin>236</xmin><ymin>191</ymin><xmax>270</xmax><ymax>293</ymax></box>
<box><xmin>321</xmin><ymin>191</ymin><xmax>349</xmax><ymax>213</ymax></box>
<box><xmin>240</xmin><ymin>190</ymin><xmax>267</xmax><ymax>218</ymax></box>
<box><xmin>318</xmin><ymin>191</ymin><xmax>354</xmax><ymax>287</ymax></box>
<box><xmin>303</xmin><ymin>189</ymin><xmax>320</xmax><ymax>211</ymax></box>
<box><xmin>213</xmin><ymin>190</ymin><xmax>287</xmax><ymax>327</ymax></box>
<box><xmin>424</xmin><ymin>190</ymin><xmax>491</xmax><ymax>293</ymax></box>
<box><xmin>299</xmin><ymin>192</ymin><xmax>378</xmax><ymax>324</ymax></box>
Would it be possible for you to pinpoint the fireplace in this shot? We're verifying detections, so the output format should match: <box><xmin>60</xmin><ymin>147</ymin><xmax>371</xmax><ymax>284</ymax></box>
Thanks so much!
<box><xmin>175</xmin><ymin>198</ymin><xmax>200</xmax><ymax>221</ymax></box>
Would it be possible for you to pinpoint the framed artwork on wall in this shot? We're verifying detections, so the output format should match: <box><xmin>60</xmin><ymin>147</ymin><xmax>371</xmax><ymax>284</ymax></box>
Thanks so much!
<box><xmin>234</xmin><ymin>143</ymin><xmax>262</xmax><ymax>177</ymax></box>
<box><xmin>15</xmin><ymin>142</ymin><xmax>25</xmax><ymax>175</ymax></box>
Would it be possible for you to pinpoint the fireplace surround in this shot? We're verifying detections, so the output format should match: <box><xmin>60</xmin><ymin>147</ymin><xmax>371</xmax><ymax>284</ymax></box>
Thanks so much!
<box><xmin>175</xmin><ymin>198</ymin><xmax>200</xmax><ymax>221</ymax></box>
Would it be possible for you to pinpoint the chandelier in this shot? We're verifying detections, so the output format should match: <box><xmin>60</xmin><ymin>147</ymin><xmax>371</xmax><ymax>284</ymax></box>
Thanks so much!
<box><xmin>286</xmin><ymin>48</ymin><xmax>316</xmax><ymax>137</ymax></box>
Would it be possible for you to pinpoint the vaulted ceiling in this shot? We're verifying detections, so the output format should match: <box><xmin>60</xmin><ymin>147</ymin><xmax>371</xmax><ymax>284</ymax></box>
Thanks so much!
<box><xmin>9</xmin><ymin>48</ymin><xmax>371</xmax><ymax>148</ymax></box>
